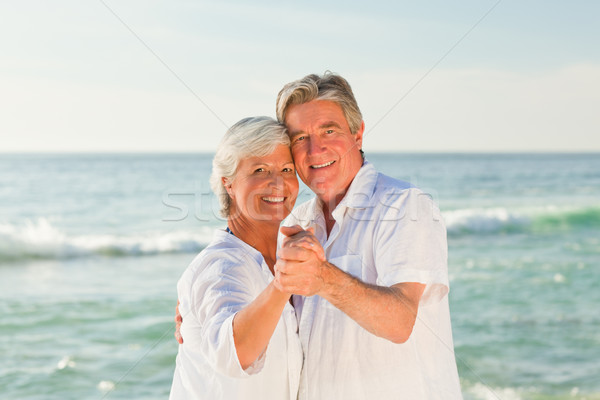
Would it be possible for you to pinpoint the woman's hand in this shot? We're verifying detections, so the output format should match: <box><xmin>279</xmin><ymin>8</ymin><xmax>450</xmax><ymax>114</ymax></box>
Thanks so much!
<box><xmin>174</xmin><ymin>300</ymin><xmax>183</xmax><ymax>344</ymax></box>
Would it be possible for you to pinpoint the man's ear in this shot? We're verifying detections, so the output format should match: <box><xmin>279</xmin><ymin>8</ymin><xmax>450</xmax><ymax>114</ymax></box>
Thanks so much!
<box><xmin>354</xmin><ymin>120</ymin><xmax>365</xmax><ymax>149</ymax></box>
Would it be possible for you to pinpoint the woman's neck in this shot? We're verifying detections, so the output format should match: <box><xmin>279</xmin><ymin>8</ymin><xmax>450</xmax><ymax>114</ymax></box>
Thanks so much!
<box><xmin>227</xmin><ymin>216</ymin><xmax>280</xmax><ymax>272</ymax></box>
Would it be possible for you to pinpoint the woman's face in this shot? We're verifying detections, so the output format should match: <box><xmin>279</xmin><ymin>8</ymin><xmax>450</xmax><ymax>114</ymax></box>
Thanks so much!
<box><xmin>226</xmin><ymin>144</ymin><xmax>298</xmax><ymax>224</ymax></box>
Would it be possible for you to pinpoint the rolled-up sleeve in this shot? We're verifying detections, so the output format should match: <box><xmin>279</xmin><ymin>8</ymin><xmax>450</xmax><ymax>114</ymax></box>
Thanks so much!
<box><xmin>187</xmin><ymin>256</ymin><xmax>266</xmax><ymax>378</ymax></box>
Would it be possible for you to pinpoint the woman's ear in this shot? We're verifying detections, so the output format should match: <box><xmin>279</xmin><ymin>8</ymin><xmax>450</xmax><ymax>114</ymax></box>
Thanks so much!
<box><xmin>222</xmin><ymin>177</ymin><xmax>233</xmax><ymax>198</ymax></box>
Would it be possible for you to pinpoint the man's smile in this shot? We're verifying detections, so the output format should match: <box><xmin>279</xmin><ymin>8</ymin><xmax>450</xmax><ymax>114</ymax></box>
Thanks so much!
<box><xmin>310</xmin><ymin>160</ymin><xmax>335</xmax><ymax>169</ymax></box>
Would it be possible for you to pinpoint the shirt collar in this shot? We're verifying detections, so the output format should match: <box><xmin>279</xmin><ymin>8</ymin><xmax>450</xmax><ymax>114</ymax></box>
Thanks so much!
<box><xmin>306</xmin><ymin>159</ymin><xmax>378</xmax><ymax>220</ymax></box>
<box><xmin>336</xmin><ymin>159</ymin><xmax>378</xmax><ymax>209</ymax></box>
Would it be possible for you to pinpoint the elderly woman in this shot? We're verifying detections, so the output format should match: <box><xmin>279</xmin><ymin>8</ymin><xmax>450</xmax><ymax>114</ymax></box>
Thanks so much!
<box><xmin>169</xmin><ymin>117</ymin><xmax>302</xmax><ymax>399</ymax></box>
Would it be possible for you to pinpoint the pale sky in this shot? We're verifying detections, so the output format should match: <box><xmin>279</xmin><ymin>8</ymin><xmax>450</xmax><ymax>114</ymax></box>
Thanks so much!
<box><xmin>1</xmin><ymin>0</ymin><xmax>599</xmax><ymax>153</ymax></box>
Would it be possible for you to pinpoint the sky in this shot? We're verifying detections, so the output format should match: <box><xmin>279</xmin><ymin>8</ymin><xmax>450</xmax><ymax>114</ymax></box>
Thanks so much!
<box><xmin>1</xmin><ymin>0</ymin><xmax>599</xmax><ymax>153</ymax></box>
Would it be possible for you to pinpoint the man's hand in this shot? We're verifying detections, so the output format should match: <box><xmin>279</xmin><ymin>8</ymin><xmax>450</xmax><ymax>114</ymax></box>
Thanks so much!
<box><xmin>274</xmin><ymin>225</ymin><xmax>329</xmax><ymax>296</ymax></box>
<box><xmin>275</xmin><ymin>227</ymin><xmax>425</xmax><ymax>343</ymax></box>
<box><xmin>279</xmin><ymin>225</ymin><xmax>325</xmax><ymax>260</ymax></box>
<box><xmin>174</xmin><ymin>300</ymin><xmax>183</xmax><ymax>344</ymax></box>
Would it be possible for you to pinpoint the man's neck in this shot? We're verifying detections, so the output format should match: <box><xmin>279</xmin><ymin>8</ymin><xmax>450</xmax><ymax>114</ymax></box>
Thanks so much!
<box><xmin>319</xmin><ymin>192</ymin><xmax>346</xmax><ymax>237</ymax></box>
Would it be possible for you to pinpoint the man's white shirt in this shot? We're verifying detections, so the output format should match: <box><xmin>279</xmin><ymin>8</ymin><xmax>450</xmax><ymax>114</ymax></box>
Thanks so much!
<box><xmin>281</xmin><ymin>161</ymin><xmax>463</xmax><ymax>400</ymax></box>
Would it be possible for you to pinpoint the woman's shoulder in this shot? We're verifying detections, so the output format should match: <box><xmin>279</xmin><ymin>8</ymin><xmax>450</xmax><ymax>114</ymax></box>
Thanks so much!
<box><xmin>191</xmin><ymin>233</ymin><xmax>254</xmax><ymax>274</ymax></box>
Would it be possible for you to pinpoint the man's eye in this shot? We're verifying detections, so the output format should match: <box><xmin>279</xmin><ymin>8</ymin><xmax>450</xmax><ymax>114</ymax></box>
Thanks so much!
<box><xmin>325</xmin><ymin>129</ymin><xmax>334</xmax><ymax>134</ymax></box>
<box><xmin>295</xmin><ymin>135</ymin><xmax>306</xmax><ymax>142</ymax></box>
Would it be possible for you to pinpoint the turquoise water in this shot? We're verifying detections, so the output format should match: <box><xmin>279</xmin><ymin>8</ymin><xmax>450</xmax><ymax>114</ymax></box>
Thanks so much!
<box><xmin>1</xmin><ymin>153</ymin><xmax>599</xmax><ymax>399</ymax></box>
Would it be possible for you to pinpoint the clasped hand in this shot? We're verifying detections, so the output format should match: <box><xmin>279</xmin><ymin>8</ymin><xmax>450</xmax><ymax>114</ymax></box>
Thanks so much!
<box><xmin>273</xmin><ymin>225</ymin><xmax>328</xmax><ymax>297</ymax></box>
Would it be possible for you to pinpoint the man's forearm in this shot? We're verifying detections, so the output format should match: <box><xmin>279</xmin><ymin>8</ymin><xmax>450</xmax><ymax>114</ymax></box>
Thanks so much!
<box><xmin>320</xmin><ymin>262</ymin><xmax>425</xmax><ymax>344</ymax></box>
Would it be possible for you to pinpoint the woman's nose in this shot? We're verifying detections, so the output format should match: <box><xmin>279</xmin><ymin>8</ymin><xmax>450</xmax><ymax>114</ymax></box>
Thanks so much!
<box><xmin>267</xmin><ymin>173</ymin><xmax>285</xmax><ymax>188</ymax></box>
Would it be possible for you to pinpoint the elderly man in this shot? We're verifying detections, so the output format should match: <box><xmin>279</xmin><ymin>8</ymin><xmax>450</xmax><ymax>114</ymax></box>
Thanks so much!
<box><xmin>175</xmin><ymin>73</ymin><xmax>462</xmax><ymax>399</ymax></box>
<box><xmin>272</xmin><ymin>73</ymin><xmax>462</xmax><ymax>399</ymax></box>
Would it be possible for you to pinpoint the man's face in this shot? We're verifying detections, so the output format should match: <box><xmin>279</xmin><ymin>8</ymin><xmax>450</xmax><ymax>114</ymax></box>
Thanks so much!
<box><xmin>285</xmin><ymin>100</ymin><xmax>364</xmax><ymax>205</ymax></box>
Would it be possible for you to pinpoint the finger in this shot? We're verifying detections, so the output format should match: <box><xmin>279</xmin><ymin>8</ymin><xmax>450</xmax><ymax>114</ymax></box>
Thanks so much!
<box><xmin>285</xmin><ymin>236</ymin><xmax>315</xmax><ymax>250</ymax></box>
<box><xmin>175</xmin><ymin>301</ymin><xmax>182</xmax><ymax>322</ymax></box>
<box><xmin>275</xmin><ymin>258</ymin><xmax>310</xmax><ymax>275</ymax></box>
<box><xmin>174</xmin><ymin>330</ymin><xmax>183</xmax><ymax>344</ymax></box>
<box><xmin>278</xmin><ymin>246</ymin><xmax>314</xmax><ymax>263</ymax></box>
<box><xmin>274</xmin><ymin>258</ymin><xmax>293</xmax><ymax>274</ymax></box>
<box><xmin>286</xmin><ymin>232</ymin><xmax>320</xmax><ymax>248</ymax></box>
<box><xmin>289</xmin><ymin>240</ymin><xmax>316</xmax><ymax>252</ymax></box>
<box><xmin>273</xmin><ymin>272</ymin><xmax>294</xmax><ymax>295</ymax></box>
<box><xmin>274</xmin><ymin>271</ymin><xmax>306</xmax><ymax>295</ymax></box>
<box><xmin>287</xmin><ymin>241</ymin><xmax>326</xmax><ymax>261</ymax></box>
<box><xmin>281</xmin><ymin>241</ymin><xmax>327</xmax><ymax>264</ymax></box>
<box><xmin>272</xmin><ymin>276</ymin><xmax>284</xmax><ymax>293</ymax></box>
<box><xmin>282</xmin><ymin>230</ymin><xmax>317</xmax><ymax>248</ymax></box>
<box><xmin>302</xmin><ymin>243</ymin><xmax>326</xmax><ymax>261</ymax></box>
<box><xmin>285</xmin><ymin>230</ymin><xmax>326</xmax><ymax>261</ymax></box>
<box><xmin>174</xmin><ymin>299</ymin><xmax>183</xmax><ymax>343</ymax></box>
<box><xmin>280</xmin><ymin>225</ymin><xmax>305</xmax><ymax>237</ymax></box>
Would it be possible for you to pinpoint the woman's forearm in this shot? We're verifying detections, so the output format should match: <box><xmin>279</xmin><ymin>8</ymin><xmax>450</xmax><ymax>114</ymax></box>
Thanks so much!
<box><xmin>232</xmin><ymin>282</ymin><xmax>291</xmax><ymax>370</ymax></box>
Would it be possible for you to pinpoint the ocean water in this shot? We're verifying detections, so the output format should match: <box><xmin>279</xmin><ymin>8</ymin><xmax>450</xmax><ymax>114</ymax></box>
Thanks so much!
<box><xmin>1</xmin><ymin>153</ymin><xmax>599</xmax><ymax>399</ymax></box>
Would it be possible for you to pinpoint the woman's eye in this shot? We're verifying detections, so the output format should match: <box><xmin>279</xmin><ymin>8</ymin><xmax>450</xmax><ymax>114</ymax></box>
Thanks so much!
<box><xmin>283</xmin><ymin>167</ymin><xmax>294</xmax><ymax>173</ymax></box>
<box><xmin>254</xmin><ymin>168</ymin><xmax>265</xmax><ymax>173</ymax></box>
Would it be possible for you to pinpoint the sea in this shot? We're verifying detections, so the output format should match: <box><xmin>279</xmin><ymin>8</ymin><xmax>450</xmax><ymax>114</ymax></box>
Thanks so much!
<box><xmin>1</xmin><ymin>152</ymin><xmax>599</xmax><ymax>400</ymax></box>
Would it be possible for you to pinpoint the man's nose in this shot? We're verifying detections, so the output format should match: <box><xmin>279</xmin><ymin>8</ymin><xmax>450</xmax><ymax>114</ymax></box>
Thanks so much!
<box><xmin>307</xmin><ymin>135</ymin><xmax>325</xmax><ymax>155</ymax></box>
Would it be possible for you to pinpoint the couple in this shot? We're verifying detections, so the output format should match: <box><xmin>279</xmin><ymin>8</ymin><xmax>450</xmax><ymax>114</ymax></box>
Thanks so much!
<box><xmin>169</xmin><ymin>73</ymin><xmax>462</xmax><ymax>399</ymax></box>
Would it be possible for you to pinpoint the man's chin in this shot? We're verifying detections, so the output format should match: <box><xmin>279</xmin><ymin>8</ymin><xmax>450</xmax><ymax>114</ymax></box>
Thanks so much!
<box><xmin>308</xmin><ymin>183</ymin><xmax>332</xmax><ymax>200</ymax></box>
<box><xmin>302</xmin><ymin>175</ymin><xmax>331</xmax><ymax>193</ymax></box>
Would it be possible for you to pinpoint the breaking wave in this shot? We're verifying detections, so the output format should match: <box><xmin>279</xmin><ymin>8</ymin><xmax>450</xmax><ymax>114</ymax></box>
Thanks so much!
<box><xmin>443</xmin><ymin>205</ymin><xmax>600</xmax><ymax>236</ymax></box>
<box><xmin>0</xmin><ymin>218</ymin><xmax>212</xmax><ymax>262</ymax></box>
<box><xmin>2</xmin><ymin>206</ymin><xmax>598</xmax><ymax>261</ymax></box>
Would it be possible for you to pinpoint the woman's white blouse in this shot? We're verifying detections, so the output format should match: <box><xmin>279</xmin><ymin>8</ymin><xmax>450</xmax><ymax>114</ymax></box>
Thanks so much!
<box><xmin>169</xmin><ymin>229</ymin><xmax>303</xmax><ymax>400</ymax></box>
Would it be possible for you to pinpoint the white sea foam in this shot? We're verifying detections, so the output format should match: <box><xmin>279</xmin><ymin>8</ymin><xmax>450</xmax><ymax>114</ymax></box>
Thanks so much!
<box><xmin>466</xmin><ymin>382</ymin><xmax>523</xmax><ymax>400</ymax></box>
<box><xmin>0</xmin><ymin>218</ymin><xmax>213</xmax><ymax>261</ymax></box>
<box><xmin>443</xmin><ymin>207</ymin><xmax>530</xmax><ymax>234</ymax></box>
<box><xmin>97</xmin><ymin>380</ymin><xmax>115</xmax><ymax>392</ymax></box>
<box><xmin>443</xmin><ymin>204</ymin><xmax>600</xmax><ymax>235</ymax></box>
<box><xmin>553</xmin><ymin>273</ymin><xmax>567</xmax><ymax>283</ymax></box>
<box><xmin>1</xmin><ymin>205</ymin><xmax>592</xmax><ymax>260</ymax></box>
<box><xmin>56</xmin><ymin>356</ymin><xmax>76</xmax><ymax>370</ymax></box>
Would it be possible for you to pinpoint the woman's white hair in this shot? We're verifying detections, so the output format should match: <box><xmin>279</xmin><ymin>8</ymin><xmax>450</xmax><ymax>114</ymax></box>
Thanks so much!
<box><xmin>210</xmin><ymin>116</ymin><xmax>290</xmax><ymax>218</ymax></box>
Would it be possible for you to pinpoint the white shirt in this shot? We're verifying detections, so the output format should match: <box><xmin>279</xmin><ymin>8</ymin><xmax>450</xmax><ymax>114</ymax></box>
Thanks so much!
<box><xmin>170</xmin><ymin>230</ymin><xmax>303</xmax><ymax>400</ymax></box>
<box><xmin>283</xmin><ymin>161</ymin><xmax>463</xmax><ymax>400</ymax></box>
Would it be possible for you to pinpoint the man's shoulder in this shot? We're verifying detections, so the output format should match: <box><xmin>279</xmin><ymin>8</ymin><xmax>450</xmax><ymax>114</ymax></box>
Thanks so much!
<box><xmin>367</xmin><ymin>170</ymin><xmax>442</xmax><ymax>219</ymax></box>
<box><xmin>372</xmin><ymin>171</ymin><xmax>423</xmax><ymax>199</ymax></box>
<box><xmin>360</xmin><ymin>162</ymin><xmax>416</xmax><ymax>195</ymax></box>
<box><xmin>374</xmin><ymin>171</ymin><xmax>414</xmax><ymax>191</ymax></box>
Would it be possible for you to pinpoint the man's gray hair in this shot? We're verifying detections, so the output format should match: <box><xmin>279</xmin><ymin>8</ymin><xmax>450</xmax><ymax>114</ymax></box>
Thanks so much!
<box><xmin>210</xmin><ymin>116</ymin><xmax>290</xmax><ymax>218</ymax></box>
<box><xmin>276</xmin><ymin>72</ymin><xmax>363</xmax><ymax>134</ymax></box>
